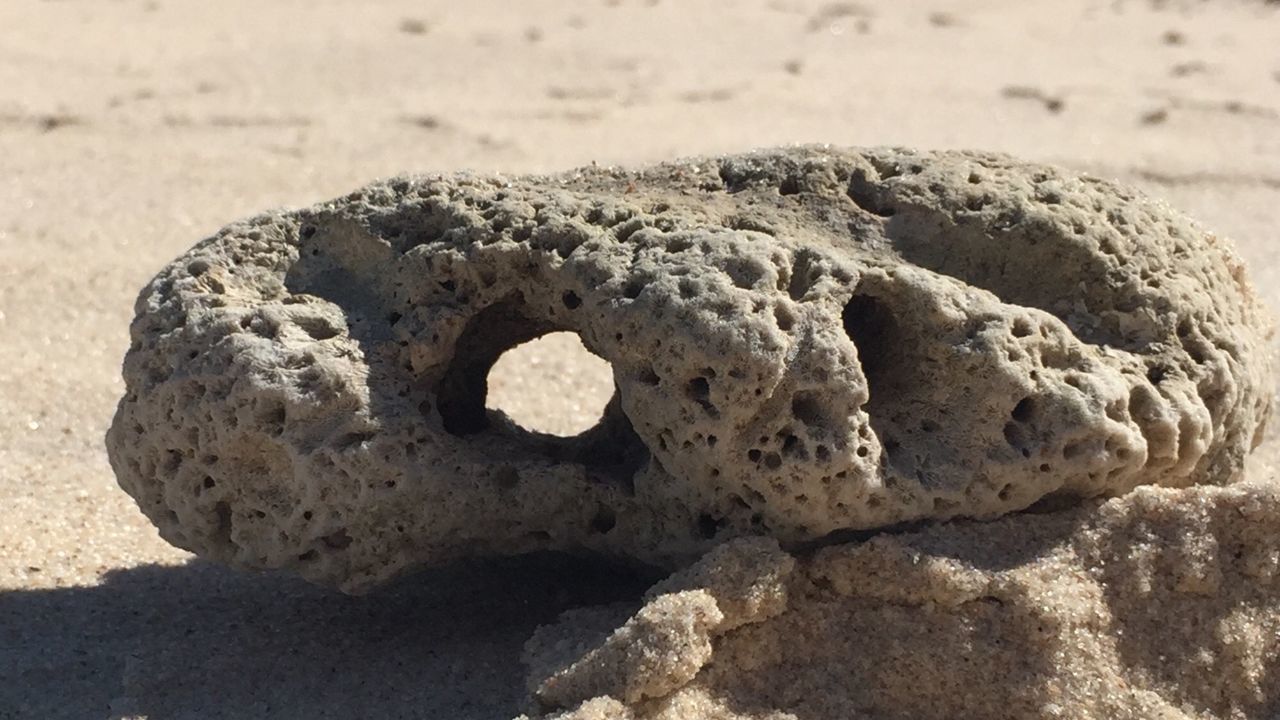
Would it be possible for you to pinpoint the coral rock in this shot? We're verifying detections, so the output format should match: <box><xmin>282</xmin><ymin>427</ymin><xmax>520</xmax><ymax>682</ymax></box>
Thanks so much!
<box><xmin>106</xmin><ymin>146</ymin><xmax>1273</xmax><ymax>591</ymax></box>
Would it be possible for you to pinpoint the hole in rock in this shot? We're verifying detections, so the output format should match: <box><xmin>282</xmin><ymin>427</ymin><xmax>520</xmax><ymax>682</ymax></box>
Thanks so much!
<box><xmin>847</xmin><ymin>168</ymin><xmax>896</xmax><ymax>217</ymax></box>
<box><xmin>296</xmin><ymin>316</ymin><xmax>341</xmax><ymax>341</ymax></box>
<box><xmin>842</xmin><ymin>291</ymin><xmax>897</xmax><ymax>395</ymax></box>
<box><xmin>322</xmin><ymin>529</ymin><xmax>353</xmax><ymax>549</ymax></box>
<box><xmin>486</xmin><ymin>332</ymin><xmax>614</xmax><ymax>438</ymax></box>
<box><xmin>435</xmin><ymin>300</ymin><xmax>651</xmax><ymax>482</ymax></box>
<box><xmin>697</xmin><ymin>513</ymin><xmax>723</xmax><ymax>539</ymax></box>
<box><xmin>590</xmin><ymin>506</ymin><xmax>617</xmax><ymax>534</ymax></box>
<box><xmin>1147</xmin><ymin>364</ymin><xmax>1168</xmax><ymax>385</ymax></box>
<box><xmin>841</xmin><ymin>282</ymin><xmax>926</xmax><ymax>480</ymax></box>
<box><xmin>685</xmin><ymin>376</ymin><xmax>718</xmax><ymax>417</ymax></box>
<box><xmin>842</xmin><ymin>288</ymin><xmax>902</xmax><ymax>464</ymax></box>
<box><xmin>1011</xmin><ymin>396</ymin><xmax>1036</xmax><ymax>423</ymax></box>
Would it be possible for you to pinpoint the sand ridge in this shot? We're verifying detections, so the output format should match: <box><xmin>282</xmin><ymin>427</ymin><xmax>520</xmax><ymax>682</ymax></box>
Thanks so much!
<box><xmin>523</xmin><ymin>482</ymin><xmax>1280</xmax><ymax>719</ymax></box>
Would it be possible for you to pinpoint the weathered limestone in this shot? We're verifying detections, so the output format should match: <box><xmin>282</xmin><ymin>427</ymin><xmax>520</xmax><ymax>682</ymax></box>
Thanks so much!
<box><xmin>106</xmin><ymin>146</ymin><xmax>1274</xmax><ymax>592</ymax></box>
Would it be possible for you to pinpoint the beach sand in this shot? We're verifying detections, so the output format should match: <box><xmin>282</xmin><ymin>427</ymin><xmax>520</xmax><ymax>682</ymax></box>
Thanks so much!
<box><xmin>1</xmin><ymin>1</ymin><xmax>1278</xmax><ymax>717</ymax></box>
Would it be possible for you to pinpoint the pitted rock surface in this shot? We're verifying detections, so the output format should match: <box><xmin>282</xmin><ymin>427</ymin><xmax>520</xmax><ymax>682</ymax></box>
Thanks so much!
<box><xmin>106</xmin><ymin>146</ymin><xmax>1275</xmax><ymax>592</ymax></box>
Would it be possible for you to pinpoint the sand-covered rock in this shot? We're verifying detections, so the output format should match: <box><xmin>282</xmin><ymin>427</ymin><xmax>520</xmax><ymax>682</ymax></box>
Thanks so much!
<box><xmin>106</xmin><ymin>146</ymin><xmax>1273</xmax><ymax>591</ymax></box>
<box><xmin>525</xmin><ymin>482</ymin><xmax>1280</xmax><ymax>719</ymax></box>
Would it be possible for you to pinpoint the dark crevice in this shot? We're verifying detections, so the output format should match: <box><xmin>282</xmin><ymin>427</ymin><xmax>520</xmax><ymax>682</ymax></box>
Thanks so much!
<box><xmin>847</xmin><ymin>167</ymin><xmax>896</xmax><ymax>217</ymax></box>
<box><xmin>787</xmin><ymin>248</ymin><xmax>821</xmax><ymax>301</ymax></box>
<box><xmin>436</xmin><ymin>297</ymin><xmax>553</xmax><ymax>436</ymax></box>
<box><xmin>686</xmin><ymin>376</ymin><xmax>718</xmax><ymax>417</ymax></box>
<box><xmin>213</xmin><ymin>501</ymin><xmax>233</xmax><ymax>550</ymax></box>
<box><xmin>322</xmin><ymin>529</ymin><xmax>353</xmax><ymax>550</ymax></box>
<box><xmin>842</xmin><ymin>291</ymin><xmax>897</xmax><ymax>387</ymax></box>
<box><xmin>544</xmin><ymin>392</ymin><xmax>650</xmax><ymax>478</ymax></box>
<box><xmin>1012</xmin><ymin>396</ymin><xmax>1036</xmax><ymax>422</ymax></box>
<box><xmin>590</xmin><ymin>506</ymin><xmax>618</xmax><ymax>534</ymax></box>
<box><xmin>1023</xmin><ymin>488</ymin><xmax>1087</xmax><ymax>514</ymax></box>
<box><xmin>697</xmin><ymin>513</ymin><xmax>724</xmax><ymax>539</ymax></box>
<box><xmin>793</xmin><ymin>517</ymin><xmax>933</xmax><ymax>554</ymax></box>
<box><xmin>788</xmin><ymin>489</ymin><xmax>1100</xmax><ymax>571</ymax></box>
<box><xmin>842</xmin><ymin>287</ymin><xmax>900</xmax><ymax>467</ymax></box>
<box><xmin>840</xmin><ymin>280</ymin><xmax>922</xmax><ymax>484</ymax></box>
<box><xmin>296</xmin><ymin>316</ymin><xmax>341</xmax><ymax>341</ymax></box>
<box><xmin>791</xmin><ymin>392</ymin><xmax>830</xmax><ymax>428</ymax></box>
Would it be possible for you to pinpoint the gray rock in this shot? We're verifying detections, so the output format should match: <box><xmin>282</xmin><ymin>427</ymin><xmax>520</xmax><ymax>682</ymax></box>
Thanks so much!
<box><xmin>106</xmin><ymin>146</ymin><xmax>1274</xmax><ymax>592</ymax></box>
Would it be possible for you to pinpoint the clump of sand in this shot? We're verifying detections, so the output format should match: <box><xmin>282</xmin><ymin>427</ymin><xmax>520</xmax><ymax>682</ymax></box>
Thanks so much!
<box><xmin>522</xmin><ymin>481</ymin><xmax>1280</xmax><ymax>719</ymax></box>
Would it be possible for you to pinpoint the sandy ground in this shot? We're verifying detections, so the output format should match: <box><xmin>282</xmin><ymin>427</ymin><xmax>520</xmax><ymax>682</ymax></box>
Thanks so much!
<box><xmin>1</xmin><ymin>1</ymin><xmax>1278</xmax><ymax>718</ymax></box>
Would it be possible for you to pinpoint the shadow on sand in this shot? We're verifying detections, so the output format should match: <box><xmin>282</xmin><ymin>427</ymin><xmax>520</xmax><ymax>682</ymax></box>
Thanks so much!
<box><xmin>0</xmin><ymin>553</ymin><xmax>657</xmax><ymax>720</ymax></box>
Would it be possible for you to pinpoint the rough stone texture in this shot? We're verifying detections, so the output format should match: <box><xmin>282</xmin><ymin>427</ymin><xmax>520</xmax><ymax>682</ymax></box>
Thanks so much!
<box><xmin>106</xmin><ymin>146</ymin><xmax>1274</xmax><ymax>592</ymax></box>
<box><xmin>524</xmin><ymin>483</ymin><xmax>1280</xmax><ymax>720</ymax></box>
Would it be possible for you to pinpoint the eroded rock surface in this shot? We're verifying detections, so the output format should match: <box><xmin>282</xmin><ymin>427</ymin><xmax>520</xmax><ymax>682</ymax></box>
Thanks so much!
<box><xmin>106</xmin><ymin>146</ymin><xmax>1274</xmax><ymax>591</ymax></box>
<box><xmin>522</xmin><ymin>483</ymin><xmax>1280</xmax><ymax>720</ymax></box>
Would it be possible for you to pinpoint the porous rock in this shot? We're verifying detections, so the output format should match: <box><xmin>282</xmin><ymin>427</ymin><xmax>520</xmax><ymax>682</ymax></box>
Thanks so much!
<box><xmin>106</xmin><ymin>146</ymin><xmax>1274</xmax><ymax>591</ymax></box>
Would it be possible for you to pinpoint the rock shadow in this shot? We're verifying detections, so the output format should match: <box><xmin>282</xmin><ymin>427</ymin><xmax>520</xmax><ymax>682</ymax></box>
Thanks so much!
<box><xmin>0</xmin><ymin>553</ymin><xmax>656</xmax><ymax>720</ymax></box>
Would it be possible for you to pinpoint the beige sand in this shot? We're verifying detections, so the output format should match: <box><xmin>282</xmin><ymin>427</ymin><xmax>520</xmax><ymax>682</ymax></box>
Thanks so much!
<box><xmin>1</xmin><ymin>1</ymin><xmax>1278</xmax><ymax>718</ymax></box>
<box><xmin>523</xmin><ymin>483</ymin><xmax>1280</xmax><ymax>719</ymax></box>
